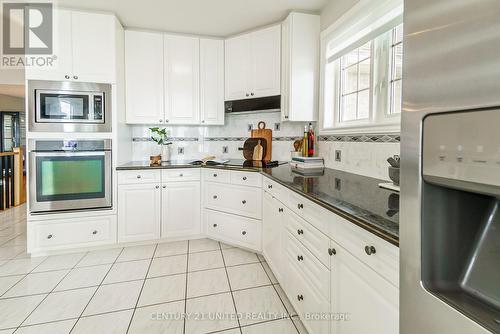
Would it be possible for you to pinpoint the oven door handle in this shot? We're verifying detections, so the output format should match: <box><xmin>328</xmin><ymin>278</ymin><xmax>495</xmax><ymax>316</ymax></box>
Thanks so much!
<box><xmin>31</xmin><ymin>151</ymin><xmax>107</xmax><ymax>157</ymax></box>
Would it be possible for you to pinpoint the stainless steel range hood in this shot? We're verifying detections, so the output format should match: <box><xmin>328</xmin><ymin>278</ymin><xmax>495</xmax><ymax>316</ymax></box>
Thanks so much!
<box><xmin>224</xmin><ymin>95</ymin><xmax>280</xmax><ymax>114</ymax></box>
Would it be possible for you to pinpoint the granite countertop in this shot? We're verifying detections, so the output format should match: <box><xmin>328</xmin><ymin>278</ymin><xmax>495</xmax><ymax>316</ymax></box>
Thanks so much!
<box><xmin>117</xmin><ymin>161</ymin><xmax>400</xmax><ymax>246</ymax></box>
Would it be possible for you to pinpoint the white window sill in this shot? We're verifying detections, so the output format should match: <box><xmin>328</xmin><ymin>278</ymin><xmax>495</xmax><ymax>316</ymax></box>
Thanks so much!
<box><xmin>320</xmin><ymin>122</ymin><xmax>400</xmax><ymax>135</ymax></box>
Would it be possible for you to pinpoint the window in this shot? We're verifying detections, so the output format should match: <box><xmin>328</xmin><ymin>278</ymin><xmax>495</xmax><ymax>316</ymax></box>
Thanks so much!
<box><xmin>339</xmin><ymin>41</ymin><xmax>372</xmax><ymax>122</ymax></box>
<box><xmin>319</xmin><ymin>0</ymin><xmax>404</xmax><ymax>134</ymax></box>
<box><xmin>390</xmin><ymin>24</ymin><xmax>403</xmax><ymax>115</ymax></box>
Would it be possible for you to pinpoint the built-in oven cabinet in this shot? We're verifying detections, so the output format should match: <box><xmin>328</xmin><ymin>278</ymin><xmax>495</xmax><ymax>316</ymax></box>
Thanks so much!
<box><xmin>125</xmin><ymin>30</ymin><xmax>224</xmax><ymax>126</ymax></box>
<box><xmin>225</xmin><ymin>24</ymin><xmax>281</xmax><ymax>101</ymax></box>
<box><xmin>25</xmin><ymin>9</ymin><xmax>119</xmax><ymax>84</ymax></box>
<box><xmin>28</xmin><ymin>214</ymin><xmax>117</xmax><ymax>254</ymax></box>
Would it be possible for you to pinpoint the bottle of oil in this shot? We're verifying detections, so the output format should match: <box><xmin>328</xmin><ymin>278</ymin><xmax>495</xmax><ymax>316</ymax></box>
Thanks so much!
<box><xmin>302</xmin><ymin>125</ymin><xmax>308</xmax><ymax>157</ymax></box>
<box><xmin>307</xmin><ymin>123</ymin><xmax>315</xmax><ymax>157</ymax></box>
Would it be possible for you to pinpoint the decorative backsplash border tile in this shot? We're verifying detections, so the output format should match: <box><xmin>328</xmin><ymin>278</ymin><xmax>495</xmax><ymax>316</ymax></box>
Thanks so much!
<box><xmin>318</xmin><ymin>134</ymin><xmax>400</xmax><ymax>143</ymax></box>
<box><xmin>133</xmin><ymin>137</ymin><xmax>199</xmax><ymax>142</ymax></box>
<box><xmin>204</xmin><ymin>136</ymin><xmax>303</xmax><ymax>142</ymax></box>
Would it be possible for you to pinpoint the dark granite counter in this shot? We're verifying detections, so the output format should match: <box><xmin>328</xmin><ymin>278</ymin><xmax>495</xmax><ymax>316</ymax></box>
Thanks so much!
<box><xmin>117</xmin><ymin>161</ymin><xmax>400</xmax><ymax>246</ymax></box>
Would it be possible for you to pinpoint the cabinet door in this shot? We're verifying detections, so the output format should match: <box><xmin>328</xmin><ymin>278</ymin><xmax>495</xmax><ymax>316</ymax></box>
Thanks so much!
<box><xmin>125</xmin><ymin>30</ymin><xmax>164</xmax><ymax>124</ymax></box>
<box><xmin>200</xmin><ymin>39</ymin><xmax>224</xmax><ymax>125</ymax></box>
<box><xmin>161</xmin><ymin>182</ymin><xmax>201</xmax><ymax>238</ymax></box>
<box><xmin>262</xmin><ymin>192</ymin><xmax>283</xmax><ymax>281</ymax></box>
<box><xmin>250</xmin><ymin>25</ymin><xmax>281</xmax><ymax>98</ymax></box>
<box><xmin>164</xmin><ymin>35</ymin><xmax>200</xmax><ymax>124</ymax></box>
<box><xmin>225</xmin><ymin>34</ymin><xmax>251</xmax><ymax>100</ymax></box>
<box><xmin>118</xmin><ymin>184</ymin><xmax>161</xmax><ymax>243</ymax></box>
<box><xmin>280</xmin><ymin>16</ymin><xmax>291</xmax><ymax>121</ymax></box>
<box><xmin>330</xmin><ymin>241</ymin><xmax>399</xmax><ymax>334</ymax></box>
<box><xmin>71</xmin><ymin>11</ymin><xmax>116</xmax><ymax>83</ymax></box>
<box><xmin>25</xmin><ymin>9</ymin><xmax>73</xmax><ymax>81</ymax></box>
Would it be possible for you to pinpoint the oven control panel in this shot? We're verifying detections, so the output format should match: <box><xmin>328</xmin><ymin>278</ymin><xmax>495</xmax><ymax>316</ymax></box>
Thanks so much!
<box><xmin>422</xmin><ymin>108</ymin><xmax>500</xmax><ymax>195</ymax></box>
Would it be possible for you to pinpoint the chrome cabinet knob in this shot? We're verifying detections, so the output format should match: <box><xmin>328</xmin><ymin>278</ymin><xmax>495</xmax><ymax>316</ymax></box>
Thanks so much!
<box><xmin>242</xmin><ymin>231</ymin><xmax>247</xmax><ymax>235</ymax></box>
<box><xmin>297</xmin><ymin>203</ymin><xmax>304</xmax><ymax>209</ymax></box>
<box><xmin>165</xmin><ymin>119</ymin><xmax>169</xmax><ymax>123</ymax></box>
<box><xmin>47</xmin><ymin>234</ymin><xmax>53</xmax><ymax>239</ymax></box>
<box><xmin>92</xmin><ymin>230</ymin><xmax>98</xmax><ymax>235</ymax></box>
<box><xmin>297</xmin><ymin>229</ymin><xmax>304</xmax><ymax>235</ymax></box>
<box><xmin>201</xmin><ymin>120</ymin><xmax>205</xmax><ymax>123</ymax></box>
<box><xmin>213</xmin><ymin>195</ymin><xmax>218</xmax><ymax>199</ymax></box>
<box><xmin>246</xmin><ymin>93</ymin><xmax>250</xmax><ymax>97</ymax></box>
<box><xmin>251</xmin><ymin>93</ymin><xmax>254</xmax><ymax>96</ymax></box>
<box><xmin>162</xmin><ymin>185</ymin><xmax>166</xmax><ymax>189</ymax></box>
<box><xmin>328</xmin><ymin>248</ymin><xmax>336</xmax><ymax>256</ymax></box>
<box><xmin>364</xmin><ymin>246</ymin><xmax>376</xmax><ymax>255</ymax></box>
<box><xmin>179</xmin><ymin>173</ymin><xmax>183</xmax><ymax>177</ymax></box>
<box><xmin>159</xmin><ymin>119</ymin><xmax>163</xmax><ymax>123</ymax></box>
<box><xmin>285</xmin><ymin>115</ymin><xmax>289</xmax><ymax>119</ymax></box>
<box><xmin>278</xmin><ymin>208</ymin><xmax>283</xmax><ymax>213</ymax></box>
<box><xmin>213</xmin><ymin>224</ymin><xmax>218</xmax><ymax>228</ymax></box>
<box><xmin>297</xmin><ymin>295</ymin><xmax>304</xmax><ymax>301</ymax></box>
<box><xmin>243</xmin><ymin>177</ymin><xmax>247</xmax><ymax>181</ymax></box>
<box><xmin>64</xmin><ymin>75</ymin><xmax>70</xmax><ymax>79</ymax></box>
<box><xmin>155</xmin><ymin>185</ymin><xmax>160</xmax><ymax>189</ymax></box>
<box><xmin>297</xmin><ymin>255</ymin><xmax>304</xmax><ymax>261</ymax></box>
<box><xmin>213</xmin><ymin>173</ymin><xmax>217</xmax><ymax>177</ymax></box>
<box><xmin>73</xmin><ymin>75</ymin><xmax>78</xmax><ymax>79</ymax></box>
<box><xmin>242</xmin><ymin>200</ymin><xmax>247</xmax><ymax>204</ymax></box>
<box><xmin>268</xmin><ymin>185</ymin><xmax>272</xmax><ymax>189</ymax></box>
<box><xmin>137</xmin><ymin>175</ymin><xmax>142</xmax><ymax>179</ymax></box>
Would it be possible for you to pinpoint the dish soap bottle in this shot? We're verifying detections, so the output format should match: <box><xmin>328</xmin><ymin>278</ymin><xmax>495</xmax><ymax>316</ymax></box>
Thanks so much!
<box><xmin>302</xmin><ymin>125</ymin><xmax>308</xmax><ymax>157</ymax></box>
<box><xmin>307</xmin><ymin>123</ymin><xmax>315</xmax><ymax>157</ymax></box>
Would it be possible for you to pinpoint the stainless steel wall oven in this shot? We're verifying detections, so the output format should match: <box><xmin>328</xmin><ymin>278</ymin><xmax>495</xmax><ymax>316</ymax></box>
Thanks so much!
<box><xmin>29</xmin><ymin>139</ymin><xmax>112</xmax><ymax>213</ymax></box>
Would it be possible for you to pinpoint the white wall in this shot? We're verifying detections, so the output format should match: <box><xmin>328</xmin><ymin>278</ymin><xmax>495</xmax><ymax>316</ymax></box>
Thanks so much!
<box><xmin>320</xmin><ymin>0</ymin><xmax>360</xmax><ymax>30</ymax></box>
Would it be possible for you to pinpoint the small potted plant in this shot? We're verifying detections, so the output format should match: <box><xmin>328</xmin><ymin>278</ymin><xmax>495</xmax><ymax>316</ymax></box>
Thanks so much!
<box><xmin>150</xmin><ymin>127</ymin><xmax>172</xmax><ymax>163</ymax></box>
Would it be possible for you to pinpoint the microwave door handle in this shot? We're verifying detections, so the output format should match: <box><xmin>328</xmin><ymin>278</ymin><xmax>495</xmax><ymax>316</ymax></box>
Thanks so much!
<box><xmin>32</xmin><ymin>151</ymin><xmax>107</xmax><ymax>157</ymax></box>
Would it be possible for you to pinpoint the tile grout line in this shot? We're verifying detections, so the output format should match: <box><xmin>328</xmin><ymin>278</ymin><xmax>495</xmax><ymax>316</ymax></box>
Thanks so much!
<box><xmin>218</xmin><ymin>242</ymin><xmax>243</xmax><ymax>334</ymax></box>
<box><xmin>68</xmin><ymin>247</ymin><xmax>126</xmax><ymax>333</ymax></box>
<box><xmin>257</xmin><ymin>257</ymin><xmax>301</xmax><ymax>333</ymax></box>
<box><xmin>13</xmin><ymin>251</ymin><xmax>90</xmax><ymax>332</ymax></box>
<box><xmin>124</xmin><ymin>244</ymin><xmax>158</xmax><ymax>334</ymax></box>
<box><xmin>183</xmin><ymin>240</ymin><xmax>190</xmax><ymax>334</ymax></box>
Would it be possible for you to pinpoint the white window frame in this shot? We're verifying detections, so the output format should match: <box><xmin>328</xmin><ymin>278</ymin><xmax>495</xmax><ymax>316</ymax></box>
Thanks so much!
<box><xmin>319</xmin><ymin>0</ymin><xmax>403</xmax><ymax>135</ymax></box>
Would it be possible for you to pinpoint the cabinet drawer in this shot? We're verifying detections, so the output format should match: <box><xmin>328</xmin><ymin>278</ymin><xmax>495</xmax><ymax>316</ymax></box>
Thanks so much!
<box><xmin>205</xmin><ymin>209</ymin><xmax>262</xmax><ymax>251</ymax></box>
<box><xmin>203</xmin><ymin>168</ymin><xmax>231</xmax><ymax>183</ymax></box>
<box><xmin>161</xmin><ymin>168</ymin><xmax>200</xmax><ymax>182</ymax></box>
<box><xmin>331</xmin><ymin>216</ymin><xmax>399</xmax><ymax>287</ymax></box>
<box><xmin>32</xmin><ymin>215</ymin><xmax>115</xmax><ymax>251</ymax></box>
<box><xmin>263</xmin><ymin>177</ymin><xmax>288</xmax><ymax>201</ymax></box>
<box><xmin>288</xmin><ymin>191</ymin><xmax>332</xmax><ymax>235</ymax></box>
<box><xmin>118</xmin><ymin>170</ymin><xmax>161</xmax><ymax>185</ymax></box>
<box><xmin>230</xmin><ymin>171</ymin><xmax>262</xmax><ymax>187</ymax></box>
<box><xmin>285</xmin><ymin>251</ymin><xmax>330</xmax><ymax>334</ymax></box>
<box><xmin>286</xmin><ymin>210</ymin><xmax>330</xmax><ymax>268</ymax></box>
<box><xmin>286</xmin><ymin>231</ymin><xmax>330</xmax><ymax>300</ymax></box>
<box><xmin>205</xmin><ymin>182</ymin><xmax>262</xmax><ymax>219</ymax></box>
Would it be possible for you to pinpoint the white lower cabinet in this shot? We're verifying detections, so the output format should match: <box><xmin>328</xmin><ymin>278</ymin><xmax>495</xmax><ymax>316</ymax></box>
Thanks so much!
<box><xmin>262</xmin><ymin>191</ymin><xmax>285</xmax><ymax>282</ymax></box>
<box><xmin>330</xmin><ymin>240</ymin><xmax>399</xmax><ymax>334</ymax></box>
<box><xmin>161</xmin><ymin>181</ymin><xmax>201</xmax><ymax>238</ymax></box>
<box><xmin>118</xmin><ymin>183</ymin><xmax>161</xmax><ymax>243</ymax></box>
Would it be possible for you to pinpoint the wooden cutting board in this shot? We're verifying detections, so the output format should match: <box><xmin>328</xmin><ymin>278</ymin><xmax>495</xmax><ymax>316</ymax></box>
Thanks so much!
<box><xmin>251</xmin><ymin>121</ymin><xmax>272</xmax><ymax>161</ymax></box>
<box><xmin>240</xmin><ymin>138</ymin><xmax>267</xmax><ymax>161</ymax></box>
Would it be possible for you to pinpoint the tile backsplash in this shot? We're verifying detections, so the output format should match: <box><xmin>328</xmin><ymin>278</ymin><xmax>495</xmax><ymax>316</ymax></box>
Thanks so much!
<box><xmin>130</xmin><ymin>111</ymin><xmax>400</xmax><ymax>181</ymax></box>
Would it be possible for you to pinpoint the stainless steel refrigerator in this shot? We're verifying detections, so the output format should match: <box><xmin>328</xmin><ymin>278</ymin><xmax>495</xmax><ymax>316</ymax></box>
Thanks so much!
<box><xmin>401</xmin><ymin>0</ymin><xmax>500</xmax><ymax>333</ymax></box>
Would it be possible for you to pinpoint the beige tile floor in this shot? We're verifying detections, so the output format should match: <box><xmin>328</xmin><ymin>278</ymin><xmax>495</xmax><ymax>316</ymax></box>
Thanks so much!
<box><xmin>0</xmin><ymin>205</ymin><xmax>308</xmax><ymax>334</ymax></box>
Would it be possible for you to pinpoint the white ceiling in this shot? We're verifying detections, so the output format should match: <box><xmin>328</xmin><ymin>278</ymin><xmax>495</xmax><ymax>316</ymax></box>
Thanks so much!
<box><xmin>56</xmin><ymin>0</ymin><xmax>329</xmax><ymax>37</ymax></box>
<box><xmin>0</xmin><ymin>85</ymin><xmax>25</xmax><ymax>98</ymax></box>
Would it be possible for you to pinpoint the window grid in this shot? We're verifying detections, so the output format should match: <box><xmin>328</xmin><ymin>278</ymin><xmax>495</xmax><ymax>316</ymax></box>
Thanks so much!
<box><xmin>390</xmin><ymin>24</ymin><xmax>403</xmax><ymax>115</ymax></box>
<box><xmin>339</xmin><ymin>42</ymin><xmax>372</xmax><ymax>122</ymax></box>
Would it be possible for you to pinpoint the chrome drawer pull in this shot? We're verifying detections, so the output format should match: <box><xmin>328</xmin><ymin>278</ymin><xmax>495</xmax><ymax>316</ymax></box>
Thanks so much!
<box><xmin>297</xmin><ymin>229</ymin><xmax>304</xmax><ymax>235</ymax></box>
<box><xmin>297</xmin><ymin>295</ymin><xmax>304</xmax><ymax>301</ymax></box>
<box><xmin>365</xmin><ymin>246</ymin><xmax>376</xmax><ymax>255</ymax></box>
<box><xmin>47</xmin><ymin>234</ymin><xmax>53</xmax><ymax>239</ymax></box>
<box><xmin>297</xmin><ymin>255</ymin><xmax>304</xmax><ymax>261</ymax></box>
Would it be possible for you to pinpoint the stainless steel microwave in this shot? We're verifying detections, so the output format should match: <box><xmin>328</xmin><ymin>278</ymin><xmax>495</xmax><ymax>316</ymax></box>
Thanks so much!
<box><xmin>28</xmin><ymin>80</ymin><xmax>112</xmax><ymax>133</ymax></box>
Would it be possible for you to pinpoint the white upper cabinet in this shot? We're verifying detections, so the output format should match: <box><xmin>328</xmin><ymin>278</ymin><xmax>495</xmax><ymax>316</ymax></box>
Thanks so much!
<box><xmin>125</xmin><ymin>30</ymin><xmax>164</xmax><ymax>124</ymax></box>
<box><xmin>281</xmin><ymin>12</ymin><xmax>320</xmax><ymax>122</ymax></box>
<box><xmin>200</xmin><ymin>39</ymin><xmax>225</xmax><ymax>125</ymax></box>
<box><xmin>26</xmin><ymin>9</ymin><xmax>118</xmax><ymax>83</ymax></box>
<box><xmin>164</xmin><ymin>35</ymin><xmax>200</xmax><ymax>124</ymax></box>
<box><xmin>225</xmin><ymin>25</ymin><xmax>281</xmax><ymax>100</ymax></box>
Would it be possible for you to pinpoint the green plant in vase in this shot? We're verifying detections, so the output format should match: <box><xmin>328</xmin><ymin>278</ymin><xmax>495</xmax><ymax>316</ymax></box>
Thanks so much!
<box><xmin>150</xmin><ymin>127</ymin><xmax>172</xmax><ymax>162</ymax></box>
